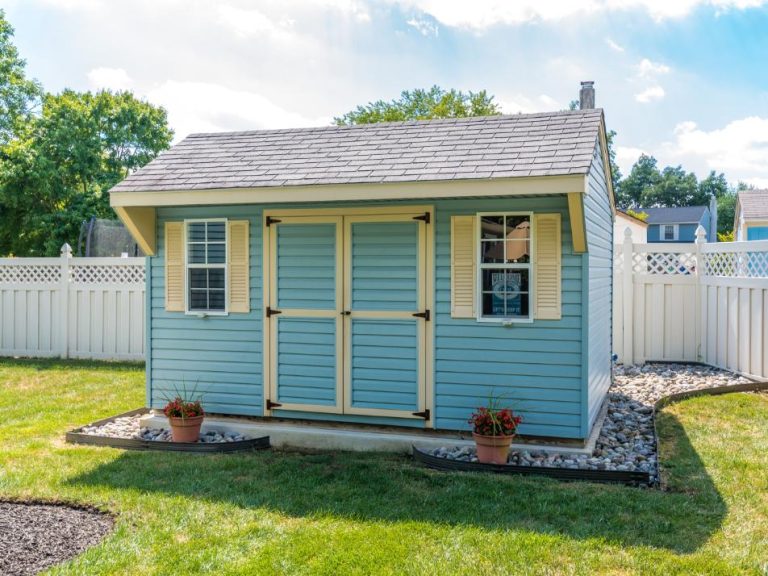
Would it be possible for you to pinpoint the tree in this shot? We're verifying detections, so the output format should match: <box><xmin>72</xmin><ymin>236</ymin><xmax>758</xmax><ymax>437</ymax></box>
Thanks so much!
<box><xmin>605</xmin><ymin>130</ymin><xmax>621</xmax><ymax>193</ymax></box>
<box><xmin>334</xmin><ymin>86</ymin><xmax>500</xmax><ymax>125</ymax></box>
<box><xmin>0</xmin><ymin>10</ymin><xmax>42</xmax><ymax>145</ymax></box>
<box><xmin>641</xmin><ymin>165</ymin><xmax>700</xmax><ymax>207</ymax></box>
<box><xmin>0</xmin><ymin>90</ymin><xmax>173</xmax><ymax>256</ymax></box>
<box><xmin>615</xmin><ymin>154</ymin><xmax>661</xmax><ymax>209</ymax></box>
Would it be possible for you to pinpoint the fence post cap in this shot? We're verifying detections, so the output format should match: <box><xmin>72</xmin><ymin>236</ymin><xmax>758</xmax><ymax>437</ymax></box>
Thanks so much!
<box><xmin>623</xmin><ymin>227</ymin><xmax>633</xmax><ymax>240</ymax></box>
<box><xmin>60</xmin><ymin>243</ymin><xmax>73</xmax><ymax>257</ymax></box>
<box><xmin>695</xmin><ymin>225</ymin><xmax>707</xmax><ymax>244</ymax></box>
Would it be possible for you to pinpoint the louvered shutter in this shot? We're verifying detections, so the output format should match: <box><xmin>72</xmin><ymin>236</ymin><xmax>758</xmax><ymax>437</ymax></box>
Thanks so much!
<box><xmin>227</xmin><ymin>220</ymin><xmax>250</xmax><ymax>313</ymax></box>
<box><xmin>165</xmin><ymin>222</ymin><xmax>185</xmax><ymax>312</ymax></box>
<box><xmin>451</xmin><ymin>215</ymin><xmax>476</xmax><ymax>318</ymax></box>
<box><xmin>533</xmin><ymin>213</ymin><xmax>562</xmax><ymax>320</ymax></box>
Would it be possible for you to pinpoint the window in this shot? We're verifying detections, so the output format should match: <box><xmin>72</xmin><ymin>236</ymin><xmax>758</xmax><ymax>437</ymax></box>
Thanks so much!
<box><xmin>186</xmin><ymin>220</ymin><xmax>227</xmax><ymax>313</ymax></box>
<box><xmin>477</xmin><ymin>213</ymin><xmax>532</xmax><ymax>322</ymax></box>
<box><xmin>662</xmin><ymin>224</ymin><xmax>678</xmax><ymax>241</ymax></box>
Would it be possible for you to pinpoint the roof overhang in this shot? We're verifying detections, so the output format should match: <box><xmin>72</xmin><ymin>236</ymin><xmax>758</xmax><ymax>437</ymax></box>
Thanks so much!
<box><xmin>110</xmin><ymin>173</ymin><xmax>591</xmax><ymax>255</ymax></box>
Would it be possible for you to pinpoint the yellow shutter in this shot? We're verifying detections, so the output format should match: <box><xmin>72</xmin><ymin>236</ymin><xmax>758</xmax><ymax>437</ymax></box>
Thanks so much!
<box><xmin>165</xmin><ymin>221</ymin><xmax>185</xmax><ymax>312</ymax></box>
<box><xmin>533</xmin><ymin>213</ymin><xmax>562</xmax><ymax>320</ymax></box>
<box><xmin>451</xmin><ymin>215</ymin><xmax>476</xmax><ymax>318</ymax></box>
<box><xmin>227</xmin><ymin>220</ymin><xmax>250</xmax><ymax>313</ymax></box>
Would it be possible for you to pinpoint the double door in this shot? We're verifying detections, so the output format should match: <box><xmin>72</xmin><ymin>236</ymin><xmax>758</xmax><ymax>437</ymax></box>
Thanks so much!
<box><xmin>264</xmin><ymin>208</ymin><xmax>432</xmax><ymax>422</ymax></box>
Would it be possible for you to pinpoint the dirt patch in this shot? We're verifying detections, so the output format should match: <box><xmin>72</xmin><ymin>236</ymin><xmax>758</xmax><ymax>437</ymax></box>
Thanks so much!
<box><xmin>0</xmin><ymin>500</ymin><xmax>113</xmax><ymax>576</ymax></box>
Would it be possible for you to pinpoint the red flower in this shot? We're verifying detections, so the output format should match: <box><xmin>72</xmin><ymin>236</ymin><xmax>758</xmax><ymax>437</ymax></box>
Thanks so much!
<box><xmin>468</xmin><ymin>404</ymin><xmax>522</xmax><ymax>436</ymax></box>
<box><xmin>163</xmin><ymin>396</ymin><xmax>204</xmax><ymax>418</ymax></box>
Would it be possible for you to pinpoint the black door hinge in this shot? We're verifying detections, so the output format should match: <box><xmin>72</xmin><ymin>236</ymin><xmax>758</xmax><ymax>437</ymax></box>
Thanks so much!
<box><xmin>266</xmin><ymin>399</ymin><xmax>282</xmax><ymax>410</ymax></box>
<box><xmin>265</xmin><ymin>216</ymin><xmax>282</xmax><ymax>227</ymax></box>
<box><xmin>413</xmin><ymin>212</ymin><xmax>430</xmax><ymax>224</ymax></box>
<box><xmin>412</xmin><ymin>409</ymin><xmax>430</xmax><ymax>420</ymax></box>
<box><xmin>266</xmin><ymin>306</ymin><xmax>282</xmax><ymax>317</ymax></box>
<box><xmin>412</xmin><ymin>310</ymin><xmax>430</xmax><ymax>321</ymax></box>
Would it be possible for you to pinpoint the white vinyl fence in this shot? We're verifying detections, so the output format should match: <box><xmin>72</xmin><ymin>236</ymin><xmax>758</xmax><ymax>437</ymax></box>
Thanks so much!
<box><xmin>0</xmin><ymin>244</ymin><xmax>145</xmax><ymax>361</ymax></box>
<box><xmin>614</xmin><ymin>227</ymin><xmax>768</xmax><ymax>381</ymax></box>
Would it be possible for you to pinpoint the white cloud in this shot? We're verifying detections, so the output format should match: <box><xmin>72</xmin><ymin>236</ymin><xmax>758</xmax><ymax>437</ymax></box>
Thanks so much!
<box><xmin>605</xmin><ymin>37</ymin><xmax>625</xmax><ymax>52</ymax></box>
<box><xmin>87</xmin><ymin>67</ymin><xmax>133</xmax><ymax>91</ymax></box>
<box><xmin>216</xmin><ymin>5</ymin><xmax>295</xmax><ymax>40</ymax></box>
<box><xmin>145</xmin><ymin>81</ymin><xmax>329</xmax><ymax>140</ymax></box>
<box><xmin>635</xmin><ymin>85</ymin><xmax>665</xmax><ymax>103</ymax></box>
<box><xmin>616</xmin><ymin>145</ymin><xmax>648</xmax><ymax>174</ymax></box>
<box><xmin>663</xmin><ymin>117</ymin><xmax>768</xmax><ymax>181</ymax></box>
<box><xmin>387</xmin><ymin>0</ymin><xmax>768</xmax><ymax>29</ymax></box>
<box><xmin>406</xmin><ymin>16</ymin><xmax>439</xmax><ymax>36</ymax></box>
<box><xmin>636</xmin><ymin>58</ymin><xmax>670</xmax><ymax>78</ymax></box>
<box><xmin>497</xmin><ymin>93</ymin><xmax>562</xmax><ymax>114</ymax></box>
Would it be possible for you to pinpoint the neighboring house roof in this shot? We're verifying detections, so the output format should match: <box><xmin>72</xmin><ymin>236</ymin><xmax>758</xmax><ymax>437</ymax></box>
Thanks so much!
<box><xmin>641</xmin><ymin>206</ymin><xmax>708</xmax><ymax>225</ymax></box>
<box><xmin>111</xmin><ymin>109</ymin><xmax>604</xmax><ymax>193</ymax></box>
<box><xmin>616</xmin><ymin>210</ymin><xmax>648</xmax><ymax>227</ymax></box>
<box><xmin>737</xmin><ymin>189</ymin><xmax>768</xmax><ymax>219</ymax></box>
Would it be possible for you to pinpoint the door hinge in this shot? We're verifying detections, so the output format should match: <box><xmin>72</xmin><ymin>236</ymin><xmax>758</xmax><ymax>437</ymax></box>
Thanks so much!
<box><xmin>266</xmin><ymin>399</ymin><xmax>282</xmax><ymax>410</ymax></box>
<box><xmin>413</xmin><ymin>212</ymin><xmax>431</xmax><ymax>224</ymax></box>
<box><xmin>412</xmin><ymin>409</ymin><xmax>430</xmax><ymax>420</ymax></box>
<box><xmin>412</xmin><ymin>309</ymin><xmax>430</xmax><ymax>321</ymax></box>
<box><xmin>266</xmin><ymin>306</ymin><xmax>282</xmax><ymax>317</ymax></box>
<box><xmin>265</xmin><ymin>216</ymin><xmax>282</xmax><ymax>227</ymax></box>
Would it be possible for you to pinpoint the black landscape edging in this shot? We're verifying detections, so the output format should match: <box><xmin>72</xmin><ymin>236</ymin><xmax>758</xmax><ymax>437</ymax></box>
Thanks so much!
<box><xmin>412</xmin><ymin>446</ymin><xmax>651</xmax><ymax>485</ymax></box>
<box><xmin>413</xmin><ymin>378</ymin><xmax>768</xmax><ymax>487</ymax></box>
<box><xmin>65</xmin><ymin>408</ymin><xmax>270</xmax><ymax>453</ymax></box>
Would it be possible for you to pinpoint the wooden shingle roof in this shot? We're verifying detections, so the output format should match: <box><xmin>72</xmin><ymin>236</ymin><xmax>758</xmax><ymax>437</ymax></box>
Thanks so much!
<box><xmin>111</xmin><ymin>109</ymin><xmax>604</xmax><ymax>193</ymax></box>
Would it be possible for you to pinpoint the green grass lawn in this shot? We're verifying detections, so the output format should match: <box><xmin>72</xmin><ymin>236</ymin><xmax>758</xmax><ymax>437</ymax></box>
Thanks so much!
<box><xmin>1</xmin><ymin>359</ymin><xmax>767</xmax><ymax>575</ymax></box>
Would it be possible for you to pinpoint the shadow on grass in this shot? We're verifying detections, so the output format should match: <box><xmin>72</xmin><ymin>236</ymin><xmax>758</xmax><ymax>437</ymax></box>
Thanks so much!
<box><xmin>68</xmin><ymin>410</ymin><xmax>724</xmax><ymax>553</ymax></box>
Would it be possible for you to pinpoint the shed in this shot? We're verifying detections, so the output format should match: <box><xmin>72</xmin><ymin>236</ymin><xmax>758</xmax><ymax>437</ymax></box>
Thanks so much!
<box><xmin>110</xmin><ymin>103</ymin><xmax>615</xmax><ymax>443</ymax></box>
<box><xmin>734</xmin><ymin>189</ymin><xmax>768</xmax><ymax>240</ymax></box>
<box><xmin>614</xmin><ymin>210</ymin><xmax>648</xmax><ymax>243</ymax></box>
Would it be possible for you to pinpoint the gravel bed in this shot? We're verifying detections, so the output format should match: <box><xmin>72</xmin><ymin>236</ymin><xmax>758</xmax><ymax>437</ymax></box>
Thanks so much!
<box><xmin>79</xmin><ymin>415</ymin><xmax>250</xmax><ymax>443</ymax></box>
<box><xmin>0</xmin><ymin>501</ymin><xmax>113</xmax><ymax>576</ymax></box>
<box><xmin>428</xmin><ymin>363</ymin><xmax>752</xmax><ymax>483</ymax></box>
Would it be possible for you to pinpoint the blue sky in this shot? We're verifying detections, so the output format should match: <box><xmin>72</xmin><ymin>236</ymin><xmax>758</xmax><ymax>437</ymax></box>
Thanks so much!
<box><xmin>6</xmin><ymin>0</ymin><xmax>768</xmax><ymax>186</ymax></box>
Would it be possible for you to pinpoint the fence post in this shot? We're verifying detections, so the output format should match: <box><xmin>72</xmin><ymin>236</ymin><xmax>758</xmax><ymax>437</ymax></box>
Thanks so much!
<box><xmin>622</xmin><ymin>227</ymin><xmax>634</xmax><ymax>365</ymax></box>
<box><xmin>60</xmin><ymin>243</ymin><xmax>72</xmax><ymax>359</ymax></box>
<box><xmin>694</xmin><ymin>225</ymin><xmax>706</xmax><ymax>362</ymax></box>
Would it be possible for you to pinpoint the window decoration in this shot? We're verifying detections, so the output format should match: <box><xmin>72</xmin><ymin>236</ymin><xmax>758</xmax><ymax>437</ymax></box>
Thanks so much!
<box><xmin>478</xmin><ymin>213</ymin><xmax>532</xmax><ymax>321</ymax></box>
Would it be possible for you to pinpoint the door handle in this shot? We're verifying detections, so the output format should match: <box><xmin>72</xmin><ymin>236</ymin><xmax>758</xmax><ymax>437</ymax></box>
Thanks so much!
<box><xmin>340</xmin><ymin>311</ymin><xmax>351</xmax><ymax>316</ymax></box>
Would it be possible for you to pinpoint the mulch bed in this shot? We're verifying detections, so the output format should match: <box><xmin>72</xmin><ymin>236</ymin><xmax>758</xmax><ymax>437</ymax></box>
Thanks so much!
<box><xmin>0</xmin><ymin>500</ymin><xmax>113</xmax><ymax>576</ymax></box>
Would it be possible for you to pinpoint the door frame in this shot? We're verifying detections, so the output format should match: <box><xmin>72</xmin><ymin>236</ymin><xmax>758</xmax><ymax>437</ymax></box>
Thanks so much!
<box><xmin>262</xmin><ymin>205</ymin><xmax>435</xmax><ymax>426</ymax></box>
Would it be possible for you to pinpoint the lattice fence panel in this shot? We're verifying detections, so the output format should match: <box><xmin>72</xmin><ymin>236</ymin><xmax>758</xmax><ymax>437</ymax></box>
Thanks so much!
<box><xmin>702</xmin><ymin>251</ymin><xmax>768</xmax><ymax>278</ymax></box>
<box><xmin>632</xmin><ymin>251</ymin><xmax>698</xmax><ymax>275</ymax></box>
<box><xmin>0</xmin><ymin>264</ymin><xmax>61</xmax><ymax>284</ymax></box>
<box><xmin>70</xmin><ymin>264</ymin><xmax>146</xmax><ymax>284</ymax></box>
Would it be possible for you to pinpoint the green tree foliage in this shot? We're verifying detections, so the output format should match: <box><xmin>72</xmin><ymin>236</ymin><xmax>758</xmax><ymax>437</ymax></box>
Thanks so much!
<box><xmin>0</xmin><ymin>10</ymin><xmax>172</xmax><ymax>256</ymax></box>
<box><xmin>334</xmin><ymin>86</ymin><xmax>500</xmax><ymax>125</ymax></box>
<box><xmin>0</xmin><ymin>90</ymin><xmax>173</xmax><ymax>256</ymax></box>
<box><xmin>0</xmin><ymin>10</ymin><xmax>42</xmax><ymax>145</ymax></box>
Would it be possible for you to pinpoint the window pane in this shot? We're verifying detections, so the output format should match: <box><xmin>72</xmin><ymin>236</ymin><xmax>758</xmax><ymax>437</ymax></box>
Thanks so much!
<box><xmin>207</xmin><ymin>243</ymin><xmax>226</xmax><ymax>264</ymax></box>
<box><xmin>207</xmin><ymin>222</ymin><xmax>226</xmax><ymax>242</ymax></box>
<box><xmin>188</xmin><ymin>223</ymin><xmax>206</xmax><ymax>242</ymax></box>
<box><xmin>189</xmin><ymin>290</ymin><xmax>208</xmax><ymax>310</ymax></box>
<box><xmin>505</xmin><ymin>240</ymin><xmax>530</xmax><ymax>263</ymax></box>
<box><xmin>208</xmin><ymin>268</ymin><xmax>225</xmax><ymax>289</ymax></box>
<box><xmin>189</xmin><ymin>268</ymin><xmax>208</xmax><ymax>288</ymax></box>
<box><xmin>480</xmin><ymin>241</ymin><xmax>505</xmax><ymax>263</ymax></box>
<box><xmin>505</xmin><ymin>215</ymin><xmax>530</xmax><ymax>234</ymax></box>
<box><xmin>481</xmin><ymin>269</ymin><xmax>529</xmax><ymax>318</ymax></box>
<box><xmin>480</xmin><ymin>216</ymin><xmax>504</xmax><ymax>240</ymax></box>
<box><xmin>189</xmin><ymin>244</ymin><xmax>206</xmax><ymax>264</ymax></box>
<box><xmin>208</xmin><ymin>290</ymin><xmax>226</xmax><ymax>310</ymax></box>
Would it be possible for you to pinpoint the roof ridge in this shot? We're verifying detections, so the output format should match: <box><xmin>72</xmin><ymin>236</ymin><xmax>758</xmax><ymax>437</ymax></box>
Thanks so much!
<box><xmin>183</xmin><ymin>108</ymin><xmax>605</xmax><ymax>140</ymax></box>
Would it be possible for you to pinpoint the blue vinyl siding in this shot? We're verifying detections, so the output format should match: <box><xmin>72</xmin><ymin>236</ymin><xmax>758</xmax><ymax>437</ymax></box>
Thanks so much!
<box><xmin>147</xmin><ymin>191</ymin><xmax>612</xmax><ymax>439</ymax></box>
<box><xmin>351</xmin><ymin>221</ymin><xmax>419</xmax><ymax>311</ymax></box>
<box><xmin>584</xmin><ymin>143</ymin><xmax>614</xmax><ymax>433</ymax></box>
<box><xmin>648</xmin><ymin>222</ymin><xmax>703</xmax><ymax>243</ymax></box>
<box><xmin>351</xmin><ymin>319</ymin><xmax>419</xmax><ymax>411</ymax></box>
<box><xmin>277</xmin><ymin>224</ymin><xmax>336</xmax><ymax>309</ymax></box>
<box><xmin>276</xmin><ymin>317</ymin><xmax>337</xmax><ymax>406</ymax></box>
<box><xmin>747</xmin><ymin>226</ymin><xmax>768</xmax><ymax>240</ymax></box>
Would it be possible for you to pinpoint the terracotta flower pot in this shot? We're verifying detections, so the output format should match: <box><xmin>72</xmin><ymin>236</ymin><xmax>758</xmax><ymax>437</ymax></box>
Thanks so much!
<box><xmin>168</xmin><ymin>415</ymin><xmax>204</xmax><ymax>442</ymax></box>
<box><xmin>472</xmin><ymin>432</ymin><xmax>514</xmax><ymax>464</ymax></box>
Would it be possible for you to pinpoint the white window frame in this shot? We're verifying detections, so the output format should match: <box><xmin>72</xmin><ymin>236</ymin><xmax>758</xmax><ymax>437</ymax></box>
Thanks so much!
<box><xmin>184</xmin><ymin>218</ymin><xmax>229</xmax><ymax>316</ymax></box>
<box><xmin>476</xmin><ymin>211</ymin><xmax>534</xmax><ymax>324</ymax></box>
<box><xmin>661</xmin><ymin>224</ymin><xmax>679</xmax><ymax>241</ymax></box>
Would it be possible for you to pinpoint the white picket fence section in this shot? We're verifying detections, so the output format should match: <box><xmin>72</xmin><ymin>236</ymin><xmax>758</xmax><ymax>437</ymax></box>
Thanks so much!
<box><xmin>0</xmin><ymin>244</ymin><xmax>145</xmax><ymax>361</ymax></box>
<box><xmin>614</xmin><ymin>227</ymin><xmax>768</xmax><ymax>381</ymax></box>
